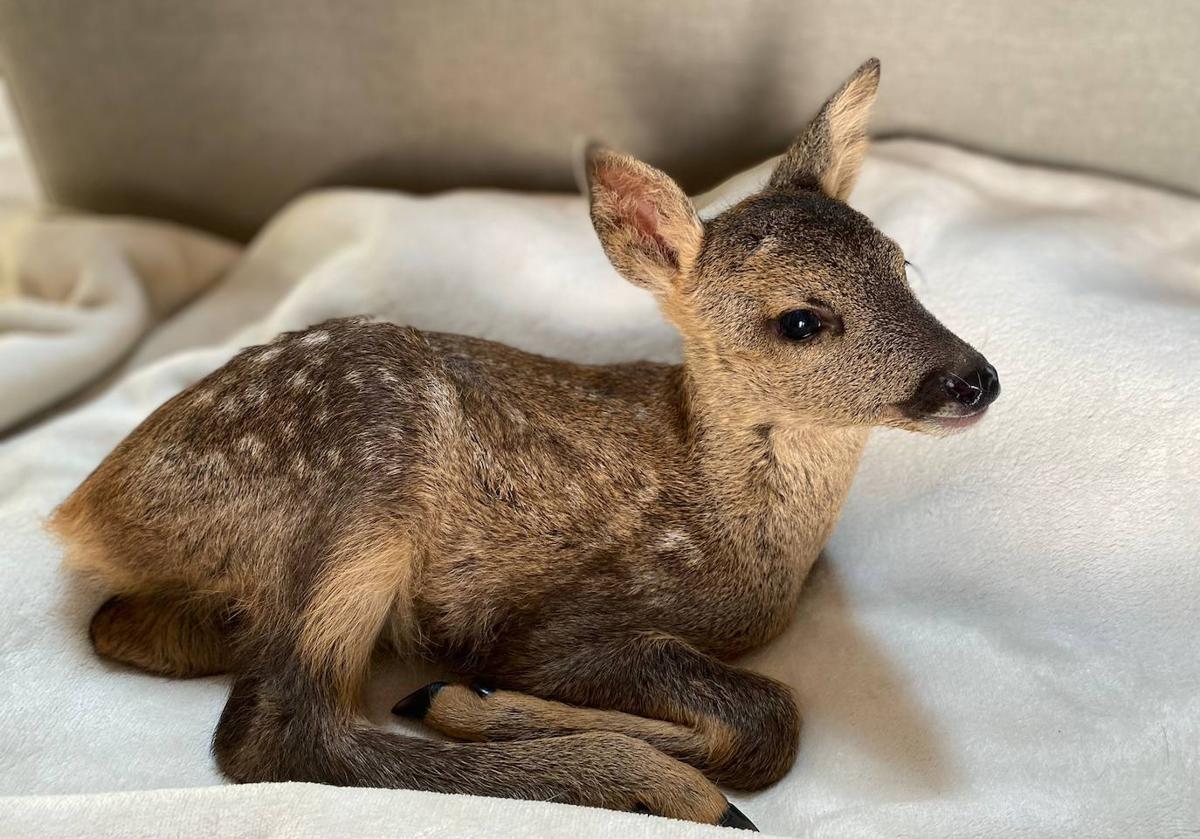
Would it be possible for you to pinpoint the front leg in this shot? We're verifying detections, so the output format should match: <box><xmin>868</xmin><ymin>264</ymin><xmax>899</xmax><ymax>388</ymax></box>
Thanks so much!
<box><xmin>399</xmin><ymin>632</ymin><xmax>800</xmax><ymax>791</ymax></box>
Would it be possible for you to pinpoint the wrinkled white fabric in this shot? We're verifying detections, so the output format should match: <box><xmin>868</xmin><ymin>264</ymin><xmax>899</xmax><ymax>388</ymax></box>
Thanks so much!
<box><xmin>0</xmin><ymin>140</ymin><xmax>1197</xmax><ymax>838</ymax></box>
<box><xmin>0</xmin><ymin>207</ymin><xmax>237</xmax><ymax>432</ymax></box>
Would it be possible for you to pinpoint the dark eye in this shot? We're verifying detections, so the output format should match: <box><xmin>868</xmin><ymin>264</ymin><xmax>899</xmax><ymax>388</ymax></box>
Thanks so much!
<box><xmin>778</xmin><ymin>309</ymin><xmax>823</xmax><ymax>342</ymax></box>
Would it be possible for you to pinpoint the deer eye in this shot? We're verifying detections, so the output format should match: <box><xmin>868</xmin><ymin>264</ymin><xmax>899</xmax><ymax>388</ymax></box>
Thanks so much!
<box><xmin>778</xmin><ymin>309</ymin><xmax>823</xmax><ymax>342</ymax></box>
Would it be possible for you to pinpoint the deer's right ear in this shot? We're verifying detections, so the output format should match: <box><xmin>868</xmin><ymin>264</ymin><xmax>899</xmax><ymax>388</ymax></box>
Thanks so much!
<box><xmin>583</xmin><ymin>145</ymin><xmax>703</xmax><ymax>293</ymax></box>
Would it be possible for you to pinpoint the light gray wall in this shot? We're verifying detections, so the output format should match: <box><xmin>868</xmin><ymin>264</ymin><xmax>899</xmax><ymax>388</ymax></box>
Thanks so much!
<box><xmin>1</xmin><ymin>0</ymin><xmax>1197</xmax><ymax>239</ymax></box>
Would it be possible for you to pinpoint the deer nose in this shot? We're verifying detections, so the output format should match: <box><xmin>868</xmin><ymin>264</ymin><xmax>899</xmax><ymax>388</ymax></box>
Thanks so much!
<box><xmin>940</xmin><ymin>363</ymin><xmax>1000</xmax><ymax>410</ymax></box>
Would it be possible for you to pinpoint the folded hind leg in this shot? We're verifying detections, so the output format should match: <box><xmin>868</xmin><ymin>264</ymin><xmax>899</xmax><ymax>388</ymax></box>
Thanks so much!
<box><xmin>401</xmin><ymin>631</ymin><xmax>800</xmax><ymax>792</ymax></box>
<box><xmin>89</xmin><ymin>591</ymin><xmax>232</xmax><ymax>678</ymax></box>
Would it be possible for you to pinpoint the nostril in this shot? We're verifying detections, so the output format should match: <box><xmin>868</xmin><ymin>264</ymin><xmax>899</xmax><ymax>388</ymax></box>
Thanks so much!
<box><xmin>941</xmin><ymin>373</ymin><xmax>983</xmax><ymax>408</ymax></box>
<box><xmin>940</xmin><ymin>364</ymin><xmax>1000</xmax><ymax>410</ymax></box>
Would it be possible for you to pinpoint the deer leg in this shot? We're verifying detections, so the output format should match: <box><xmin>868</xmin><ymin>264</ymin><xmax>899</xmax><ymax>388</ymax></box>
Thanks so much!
<box><xmin>396</xmin><ymin>682</ymin><xmax>712</xmax><ymax>771</ymax></box>
<box><xmin>401</xmin><ymin>632</ymin><xmax>800</xmax><ymax>792</ymax></box>
<box><xmin>89</xmin><ymin>591</ymin><xmax>232</xmax><ymax>678</ymax></box>
<box><xmin>213</xmin><ymin>591</ymin><xmax>747</xmax><ymax>828</ymax></box>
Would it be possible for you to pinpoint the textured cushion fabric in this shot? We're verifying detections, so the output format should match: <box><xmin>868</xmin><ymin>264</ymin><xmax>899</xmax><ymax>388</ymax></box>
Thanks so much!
<box><xmin>0</xmin><ymin>0</ymin><xmax>1197</xmax><ymax>240</ymax></box>
<box><xmin>0</xmin><ymin>139</ymin><xmax>1197</xmax><ymax>837</ymax></box>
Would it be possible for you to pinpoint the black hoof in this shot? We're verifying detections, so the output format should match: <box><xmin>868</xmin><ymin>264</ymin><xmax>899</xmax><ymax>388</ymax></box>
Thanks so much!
<box><xmin>469</xmin><ymin>681</ymin><xmax>495</xmax><ymax>698</ymax></box>
<box><xmin>719</xmin><ymin>803</ymin><xmax>758</xmax><ymax>831</ymax></box>
<box><xmin>392</xmin><ymin>681</ymin><xmax>446</xmax><ymax>719</ymax></box>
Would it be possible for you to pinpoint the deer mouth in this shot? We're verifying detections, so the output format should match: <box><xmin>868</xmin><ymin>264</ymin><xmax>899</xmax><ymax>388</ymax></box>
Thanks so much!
<box><xmin>923</xmin><ymin>406</ymin><xmax>989</xmax><ymax>433</ymax></box>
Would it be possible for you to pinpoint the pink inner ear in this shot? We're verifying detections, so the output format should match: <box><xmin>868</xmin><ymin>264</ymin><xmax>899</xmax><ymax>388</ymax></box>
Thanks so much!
<box><xmin>632</xmin><ymin>196</ymin><xmax>662</xmax><ymax>241</ymax></box>
<box><xmin>595</xmin><ymin>166</ymin><xmax>676</xmax><ymax>263</ymax></box>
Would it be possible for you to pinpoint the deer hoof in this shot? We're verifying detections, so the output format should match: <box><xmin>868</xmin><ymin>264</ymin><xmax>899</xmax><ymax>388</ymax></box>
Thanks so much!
<box><xmin>719</xmin><ymin>803</ymin><xmax>758</xmax><ymax>831</ymax></box>
<box><xmin>392</xmin><ymin>681</ymin><xmax>446</xmax><ymax>719</ymax></box>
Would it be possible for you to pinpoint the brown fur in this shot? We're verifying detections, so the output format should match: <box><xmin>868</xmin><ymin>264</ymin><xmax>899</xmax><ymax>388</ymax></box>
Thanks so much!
<box><xmin>298</xmin><ymin>526</ymin><xmax>420</xmax><ymax>704</ymax></box>
<box><xmin>90</xmin><ymin>592</ymin><xmax>231</xmax><ymax>678</ymax></box>
<box><xmin>49</xmin><ymin>59</ymin><xmax>996</xmax><ymax>828</ymax></box>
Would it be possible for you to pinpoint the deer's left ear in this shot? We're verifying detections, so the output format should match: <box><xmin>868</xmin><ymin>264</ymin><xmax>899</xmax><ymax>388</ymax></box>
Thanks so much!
<box><xmin>769</xmin><ymin>58</ymin><xmax>881</xmax><ymax>202</ymax></box>
<box><xmin>583</xmin><ymin>145</ymin><xmax>704</xmax><ymax>294</ymax></box>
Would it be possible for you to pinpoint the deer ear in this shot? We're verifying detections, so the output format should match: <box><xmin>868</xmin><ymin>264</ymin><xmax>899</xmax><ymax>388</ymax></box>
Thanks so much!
<box><xmin>584</xmin><ymin>144</ymin><xmax>703</xmax><ymax>293</ymax></box>
<box><xmin>769</xmin><ymin>58</ymin><xmax>881</xmax><ymax>201</ymax></box>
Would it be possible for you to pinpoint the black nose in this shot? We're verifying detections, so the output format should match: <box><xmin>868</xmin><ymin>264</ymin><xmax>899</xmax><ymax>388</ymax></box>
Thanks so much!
<box><xmin>941</xmin><ymin>363</ymin><xmax>1000</xmax><ymax>410</ymax></box>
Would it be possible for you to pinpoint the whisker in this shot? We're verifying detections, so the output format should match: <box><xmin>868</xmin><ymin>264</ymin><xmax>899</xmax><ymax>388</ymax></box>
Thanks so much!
<box><xmin>904</xmin><ymin>260</ymin><xmax>928</xmax><ymax>290</ymax></box>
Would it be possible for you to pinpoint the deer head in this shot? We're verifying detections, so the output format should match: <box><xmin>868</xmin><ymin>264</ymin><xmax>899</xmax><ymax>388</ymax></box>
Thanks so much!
<box><xmin>584</xmin><ymin>59</ymin><xmax>998</xmax><ymax>435</ymax></box>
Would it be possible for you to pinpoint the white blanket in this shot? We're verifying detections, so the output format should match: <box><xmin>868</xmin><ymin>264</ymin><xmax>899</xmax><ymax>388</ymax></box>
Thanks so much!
<box><xmin>1</xmin><ymin>140</ymin><xmax>1198</xmax><ymax>838</ymax></box>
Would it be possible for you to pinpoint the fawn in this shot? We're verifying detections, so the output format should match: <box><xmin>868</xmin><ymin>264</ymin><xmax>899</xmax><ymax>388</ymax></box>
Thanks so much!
<box><xmin>51</xmin><ymin>59</ymin><xmax>998</xmax><ymax>831</ymax></box>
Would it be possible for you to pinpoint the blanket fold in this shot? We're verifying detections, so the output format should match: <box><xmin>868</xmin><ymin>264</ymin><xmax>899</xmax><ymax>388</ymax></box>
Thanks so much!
<box><xmin>0</xmin><ymin>205</ymin><xmax>238</xmax><ymax>431</ymax></box>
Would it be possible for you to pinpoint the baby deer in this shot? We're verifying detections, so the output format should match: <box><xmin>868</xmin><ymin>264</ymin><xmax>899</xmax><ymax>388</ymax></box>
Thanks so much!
<box><xmin>51</xmin><ymin>59</ymin><xmax>998</xmax><ymax>831</ymax></box>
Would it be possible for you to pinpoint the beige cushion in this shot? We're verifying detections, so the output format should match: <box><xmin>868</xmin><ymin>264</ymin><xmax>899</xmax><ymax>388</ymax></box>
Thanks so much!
<box><xmin>1</xmin><ymin>0</ymin><xmax>1197</xmax><ymax>239</ymax></box>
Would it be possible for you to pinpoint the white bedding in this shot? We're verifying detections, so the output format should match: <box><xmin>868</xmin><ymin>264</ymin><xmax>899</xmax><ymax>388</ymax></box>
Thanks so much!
<box><xmin>1</xmin><ymin>140</ymin><xmax>1198</xmax><ymax>838</ymax></box>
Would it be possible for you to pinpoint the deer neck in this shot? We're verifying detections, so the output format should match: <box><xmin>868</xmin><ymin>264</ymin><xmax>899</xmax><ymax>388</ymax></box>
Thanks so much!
<box><xmin>676</xmin><ymin>366</ymin><xmax>870</xmax><ymax>572</ymax></box>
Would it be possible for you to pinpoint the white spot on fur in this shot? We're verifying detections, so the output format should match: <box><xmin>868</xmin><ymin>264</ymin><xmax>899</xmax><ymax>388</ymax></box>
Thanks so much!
<box><xmin>300</xmin><ymin>331</ymin><xmax>330</xmax><ymax>346</ymax></box>
<box><xmin>655</xmin><ymin>528</ymin><xmax>703</xmax><ymax>566</ymax></box>
<box><xmin>425</xmin><ymin>377</ymin><xmax>455</xmax><ymax>413</ymax></box>
<box><xmin>252</xmin><ymin>346</ymin><xmax>283</xmax><ymax>365</ymax></box>
<box><xmin>192</xmin><ymin>389</ymin><xmax>216</xmax><ymax>407</ymax></box>
<box><xmin>635</xmin><ymin>482</ymin><xmax>660</xmax><ymax>507</ymax></box>
<box><xmin>142</xmin><ymin>450</ymin><xmax>170</xmax><ymax>473</ymax></box>
<box><xmin>290</xmin><ymin>454</ymin><xmax>318</xmax><ymax>479</ymax></box>
<box><xmin>197</xmin><ymin>450</ymin><xmax>228</xmax><ymax>475</ymax></box>
<box><xmin>236</xmin><ymin>435</ymin><xmax>265</xmax><ymax>458</ymax></box>
<box><xmin>218</xmin><ymin>395</ymin><xmax>240</xmax><ymax>417</ymax></box>
<box><xmin>145</xmin><ymin>442</ymin><xmax>185</xmax><ymax>473</ymax></box>
<box><xmin>655</xmin><ymin>529</ymin><xmax>689</xmax><ymax>550</ymax></box>
<box><xmin>290</xmin><ymin>370</ymin><xmax>310</xmax><ymax>390</ymax></box>
<box><xmin>377</xmin><ymin>369</ymin><xmax>413</xmax><ymax>400</ymax></box>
